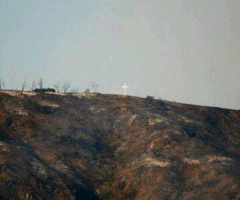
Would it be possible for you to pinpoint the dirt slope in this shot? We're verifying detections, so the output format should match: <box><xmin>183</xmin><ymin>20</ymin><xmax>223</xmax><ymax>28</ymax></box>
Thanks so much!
<box><xmin>0</xmin><ymin>91</ymin><xmax>239</xmax><ymax>200</ymax></box>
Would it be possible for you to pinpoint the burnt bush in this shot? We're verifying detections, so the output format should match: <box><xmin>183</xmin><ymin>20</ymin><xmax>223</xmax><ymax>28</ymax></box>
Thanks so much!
<box><xmin>35</xmin><ymin>105</ymin><xmax>57</xmax><ymax>114</ymax></box>
<box><xmin>183</xmin><ymin>124</ymin><xmax>197</xmax><ymax>138</ymax></box>
<box><xmin>145</xmin><ymin>96</ymin><xmax>155</xmax><ymax>105</ymax></box>
<box><xmin>118</xmin><ymin>181</ymin><xmax>126</xmax><ymax>190</ymax></box>
<box><xmin>0</xmin><ymin>130</ymin><xmax>13</xmax><ymax>142</ymax></box>
<box><xmin>34</xmin><ymin>88</ymin><xmax>56</xmax><ymax>93</ymax></box>
<box><xmin>5</xmin><ymin>117</ymin><xmax>13</xmax><ymax>128</ymax></box>
<box><xmin>124</xmin><ymin>189</ymin><xmax>137</xmax><ymax>199</ymax></box>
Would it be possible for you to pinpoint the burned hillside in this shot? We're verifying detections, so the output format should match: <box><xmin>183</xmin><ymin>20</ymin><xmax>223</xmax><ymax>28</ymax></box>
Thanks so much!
<box><xmin>0</xmin><ymin>91</ymin><xmax>239</xmax><ymax>200</ymax></box>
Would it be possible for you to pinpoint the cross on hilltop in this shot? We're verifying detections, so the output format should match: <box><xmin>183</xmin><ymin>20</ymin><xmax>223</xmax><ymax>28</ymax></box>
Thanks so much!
<box><xmin>121</xmin><ymin>83</ymin><xmax>129</xmax><ymax>96</ymax></box>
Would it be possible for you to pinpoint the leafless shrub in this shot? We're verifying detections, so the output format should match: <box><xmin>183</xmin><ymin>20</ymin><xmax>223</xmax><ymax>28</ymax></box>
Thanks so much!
<box><xmin>0</xmin><ymin>77</ymin><xmax>5</xmax><ymax>90</ymax></box>
<box><xmin>145</xmin><ymin>95</ymin><xmax>155</xmax><ymax>105</ymax></box>
<box><xmin>21</xmin><ymin>80</ymin><xmax>27</xmax><ymax>94</ymax></box>
<box><xmin>38</xmin><ymin>78</ymin><xmax>43</xmax><ymax>89</ymax></box>
<box><xmin>31</xmin><ymin>81</ymin><xmax>37</xmax><ymax>91</ymax></box>
<box><xmin>62</xmin><ymin>82</ymin><xmax>71</xmax><ymax>93</ymax></box>
<box><xmin>84</xmin><ymin>89</ymin><xmax>90</xmax><ymax>94</ymax></box>
<box><xmin>91</xmin><ymin>82</ymin><xmax>99</xmax><ymax>93</ymax></box>
<box><xmin>53</xmin><ymin>83</ymin><xmax>61</xmax><ymax>92</ymax></box>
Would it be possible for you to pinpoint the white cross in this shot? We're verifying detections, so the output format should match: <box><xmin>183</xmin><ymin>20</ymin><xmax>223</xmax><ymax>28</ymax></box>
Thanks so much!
<box><xmin>121</xmin><ymin>83</ymin><xmax>129</xmax><ymax>95</ymax></box>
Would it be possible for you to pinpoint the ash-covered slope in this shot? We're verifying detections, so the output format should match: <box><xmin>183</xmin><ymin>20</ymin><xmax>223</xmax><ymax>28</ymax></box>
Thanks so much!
<box><xmin>0</xmin><ymin>91</ymin><xmax>239</xmax><ymax>200</ymax></box>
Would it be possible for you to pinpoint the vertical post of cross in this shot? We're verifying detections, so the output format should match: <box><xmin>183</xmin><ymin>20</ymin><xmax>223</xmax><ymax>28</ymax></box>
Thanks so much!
<box><xmin>121</xmin><ymin>83</ymin><xmax>129</xmax><ymax>96</ymax></box>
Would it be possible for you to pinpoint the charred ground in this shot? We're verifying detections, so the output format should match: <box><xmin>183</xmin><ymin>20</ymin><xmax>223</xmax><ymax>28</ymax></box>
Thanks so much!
<box><xmin>0</xmin><ymin>91</ymin><xmax>239</xmax><ymax>200</ymax></box>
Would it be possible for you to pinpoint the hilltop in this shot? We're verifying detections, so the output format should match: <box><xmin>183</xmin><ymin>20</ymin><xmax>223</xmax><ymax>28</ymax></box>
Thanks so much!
<box><xmin>0</xmin><ymin>91</ymin><xmax>239</xmax><ymax>200</ymax></box>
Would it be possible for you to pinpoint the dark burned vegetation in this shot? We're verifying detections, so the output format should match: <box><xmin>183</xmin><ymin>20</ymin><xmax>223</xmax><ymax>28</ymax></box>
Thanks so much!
<box><xmin>33</xmin><ymin>88</ymin><xmax>56</xmax><ymax>93</ymax></box>
<box><xmin>0</xmin><ymin>91</ymin><xmax>239</xmax><ymax>200</ymax></box>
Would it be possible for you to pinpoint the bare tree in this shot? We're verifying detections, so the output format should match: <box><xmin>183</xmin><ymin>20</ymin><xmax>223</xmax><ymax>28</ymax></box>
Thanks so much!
<box><xmin>0</xmin><ymin>77</ymin><xmax>5</xmax><ymax>90</ymax></box>
<box><xmin>91</xmin><ymin>82</ymin><xmax>99</xmax><ymax>93</ymax></box>
<box><xmin>21</xmin><ymin>80</ymin><xmax>27</xmax><ymax>94</ymax></box>
<box><xmin>31</xmin><ymin>80</ymin><xmax>37</xmax><ymax>91</ymax></box>
<box><xmin>53</xmin><ymin>83</ymin><xmax>61</xmax><ymax>92</ymax></box>
<box><xmin>62</xmin><ymin>82</ymin><xmax>71</xmax><ymax>93</ymax></box>
<box><xmin>84</xmin><ymin>88</ymin><xmax>90</xmax><ymax>94</ymax></box>
<box><xmin>38</xmin><ymin>77</ymin><xmax>43</xmax><ymax>89</ymax></box>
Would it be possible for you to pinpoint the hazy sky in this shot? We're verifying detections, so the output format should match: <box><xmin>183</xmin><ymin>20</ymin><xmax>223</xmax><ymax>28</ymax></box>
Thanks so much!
<box><xmin>0</xmin><ymin>0</ymin><xmax>239</xmax><ymax>109</ymax></box>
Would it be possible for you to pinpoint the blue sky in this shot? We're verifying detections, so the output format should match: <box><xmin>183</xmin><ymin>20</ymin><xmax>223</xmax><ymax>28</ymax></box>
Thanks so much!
<box><xmin>0</xmin><ymin>0</ymin><xmax>239</xmax><ymax>109</ymax></box>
